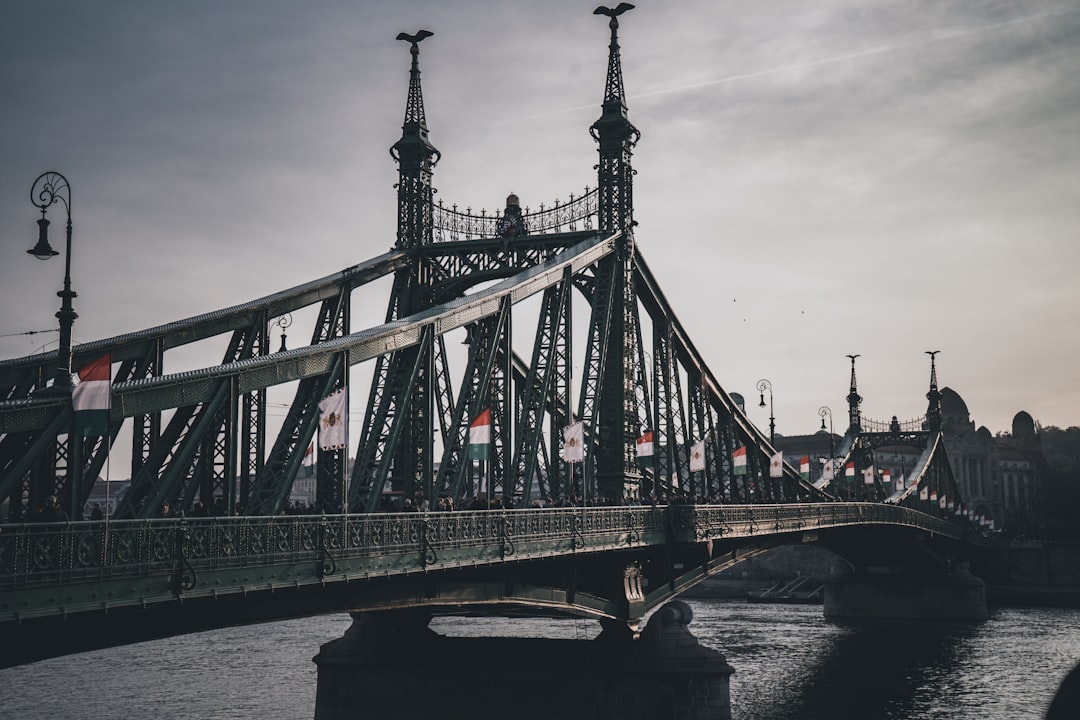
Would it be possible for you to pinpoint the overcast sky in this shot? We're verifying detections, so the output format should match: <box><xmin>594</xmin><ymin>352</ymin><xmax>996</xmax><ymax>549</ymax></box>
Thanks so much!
<box><xmin>2</xmin><ymin>0</ymin><xmax>1078</xmax><ymax>441</ymax></box>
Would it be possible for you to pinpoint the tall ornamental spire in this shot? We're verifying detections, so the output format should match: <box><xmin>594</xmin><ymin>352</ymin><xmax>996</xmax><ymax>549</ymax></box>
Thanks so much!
<box><xmin>589</xmin><ymin>4</ymin><xmax>644</xmax><ymax>501</ymax></box>
<box><xmin>846</xmin><ymin>354</ymin><xmax>862</xmax><ymax>433</ymax></box>
<box><xmin>391</xmin><ymin>30</ymin><xmax>440</xmax><ymax>250</ymax></box>
<box><xmin>925</xmin><ymin>351</ymin><xmax>942</xmax><ymax>433</ymax></box>
<box><xmin>590</xmin><ymin>4</ymin><xmax>640</xmax><ymax>235</ymax></box>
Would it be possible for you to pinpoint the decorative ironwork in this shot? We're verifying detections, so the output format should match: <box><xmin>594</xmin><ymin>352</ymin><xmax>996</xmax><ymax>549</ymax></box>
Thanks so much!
<box><xmin>0</xmin><ymin>504</ymin><xmax>980</xmax><ymax>610</ymax></box>
<box><xmin>432</xmin><ymin>188</ymin><xmax>599</xmax><ymax>241</ymax></box>
<box><xmin>861</xmin><ymin>415</ymin><xmax>927</xmax><ymax>433</ymax></box>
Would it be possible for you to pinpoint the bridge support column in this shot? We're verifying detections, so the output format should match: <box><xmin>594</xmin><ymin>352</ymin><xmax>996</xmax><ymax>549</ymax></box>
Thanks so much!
<box><xmin>313</xmin><ymin>601</ymin><xmax>733</xmax><ymax>720</ymax></box>
<box><xmin>823</xmin><ymin>562</ymin><xmax>988</xmax><ymax>621</ymax></box>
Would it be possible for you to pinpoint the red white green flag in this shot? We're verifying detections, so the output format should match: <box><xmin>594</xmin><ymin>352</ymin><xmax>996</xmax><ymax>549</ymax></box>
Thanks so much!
<box><xmin>468</xmin><ymin>409</ymin><xmax>492</xmax><ymax>460</ymax></box>
<box><xmin>845</xmin><ymin>461</ymin><xmax>855</xmax><ymax>480</ymax></box>
<box><xmin>72</xmin><ymin>354</ymin><xmax>111</xmax><ymax>437</ymax></box>
<box><xmin>303</xmin><ymin>442</ymin><xmax>315</xmax><ymax>477</ymax></box>
<box><xmin>799</xmin><ymin>456</ymin><xmax>811</xmax><ymax>481</ymax></box>
<box><xmin>636</xmin><ymin>431</ymin><xmax>654</xmax><ymax>468</ymax></box>
<box><xmin>882</xmin><ymin>469</ymin><xmax>892</xmax><ymax>485</ymax></box>
<box><xmin>733</xmin><ymin>446</ymin><xmax>748</xmax><ymax>476</ymax></box>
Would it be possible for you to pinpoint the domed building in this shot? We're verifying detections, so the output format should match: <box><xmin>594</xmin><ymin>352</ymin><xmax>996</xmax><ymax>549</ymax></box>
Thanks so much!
<box><xmin>939</xmin><ymin>387</ymin><xmax>1042</xmax><ymax>532</ymax></box>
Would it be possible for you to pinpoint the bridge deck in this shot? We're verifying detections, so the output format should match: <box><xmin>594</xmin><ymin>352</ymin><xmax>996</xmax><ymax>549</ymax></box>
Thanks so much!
<box><xmin>1</xmin><ymin>503</ymin><xmax>974</xmax><ymax>624</ymax></box>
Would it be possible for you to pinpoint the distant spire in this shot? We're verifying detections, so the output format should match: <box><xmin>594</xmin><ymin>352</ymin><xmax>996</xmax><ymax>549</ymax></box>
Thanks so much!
<box><xmin>925</xmin><ymin>351</ymin><xmax>942</xmax><ymax>433</ymax></box>
<box><xmin>846</xmin><ymin>354</ymin><xmax>862</xmax><ymax>433</ymax></box>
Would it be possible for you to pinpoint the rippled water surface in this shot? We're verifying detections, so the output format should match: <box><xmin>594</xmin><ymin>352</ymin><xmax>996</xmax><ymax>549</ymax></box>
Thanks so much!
<box><xmin>1</xmin><ymin>601</ymin><xmax>1077</xmax><ymax>719</ymax></box>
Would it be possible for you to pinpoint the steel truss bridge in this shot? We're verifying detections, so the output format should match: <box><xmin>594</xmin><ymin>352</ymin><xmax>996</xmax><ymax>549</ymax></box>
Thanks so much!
<box><xmin>0</xmin><ymin>7</ymin><xmax>986</xmax><ymax>667</ymax></box>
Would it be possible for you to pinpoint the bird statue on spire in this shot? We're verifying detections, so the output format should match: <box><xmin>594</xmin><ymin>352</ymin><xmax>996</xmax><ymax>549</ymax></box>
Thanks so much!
<box><xmin>396</xmin><ymin>29</ymin><xmax>433</xmax><ymax>46</ymax></box>
<box><xmin>593</xmin><ymin>3</ymin><xmax>635</xmax><ymax>18</ymax></box>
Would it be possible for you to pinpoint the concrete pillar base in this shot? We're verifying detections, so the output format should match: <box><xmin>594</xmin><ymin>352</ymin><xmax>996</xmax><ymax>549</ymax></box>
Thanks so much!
<box><xmin>824</xmin><ymin>562</ymin><xmax>988</xmax><ymax>621</ymax></box>
<box><xmin>314</xmin><ymin>600</ymin><xmax>734</xmax><ymax>720</ymax></box>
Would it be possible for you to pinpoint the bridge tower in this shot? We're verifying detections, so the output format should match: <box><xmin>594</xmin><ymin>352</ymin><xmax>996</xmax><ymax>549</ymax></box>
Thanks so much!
<box><xmin>925</xmin><ymin>350</ymin><xmax>942</xmax><ymax>434</ymax></box>
<box><xmin>846</xmin><ymin>354</ymin><xmax>862</xmax><ymax>434</ymax></box>
<box><xmin>353</xmin><ymin>31</ymin><xmax>445</xmax><ymax>508</ymax></box>
<box><xmin>588</xmin><ymin>4</ymin><xmax>644</xmax><ymax>500</ymax></box>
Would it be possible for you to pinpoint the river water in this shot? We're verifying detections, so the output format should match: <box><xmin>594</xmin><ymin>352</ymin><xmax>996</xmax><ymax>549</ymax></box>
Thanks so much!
<box><xmin>1</xmin><ymin>600</ymin><xmax>1077</xmax><ymax>719</ymax></box>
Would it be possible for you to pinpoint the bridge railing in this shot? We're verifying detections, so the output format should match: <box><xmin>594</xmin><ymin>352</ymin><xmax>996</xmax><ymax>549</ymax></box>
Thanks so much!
<box><xmin>678</xmin><ymin>502</ymin><xmax>967</xmax><ymax>541</ymax></box>
<box><xmin>1</xmin><ymin>504</ymin><xmax>975</xmax><ymax>592</ymax></box>
<box><xmin>432</xmin><ymin>188</ymin><xmax>598</xmax><ymax>241</ymax></box>
<box><xmin>0</xmin><ymin>507</ymin><xmax>669</xmax><ymax>590</ymax></box>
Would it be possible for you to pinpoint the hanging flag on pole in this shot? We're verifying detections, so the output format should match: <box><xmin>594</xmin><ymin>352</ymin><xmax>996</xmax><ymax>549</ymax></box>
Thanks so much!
<box><xmin>561</xmin><ymin>421</ymin><xmax>585</xmax><ymax>463</ymax></box>
<box><xmin>929</xmin><ymin>489</ymin><xmax>938</xmax><ymax>502</ymax></box>
<box><xmin>303</xmin><ymin>442</ymin><xmax>315</xmax><ymax>477</ymax></box>
<box><xmin>845</xmin><ymin>462</ymin><xmax>855</xmax><ymax>481</ymax></box>
<box><xmin>732</xmin><ymin>446</ymin><xmax>748</xmax><ymax>476</ymax></box>
<box><xmin>895</xmin><ymin>474</ymin><xmax>905</xmax><ymax>491</ymax></box>
<box><xmin>318</xmin><ymin>388</ymin><xmax>348</xmax><ymax>450</ymax></box>
<box><xmin>862</xmin><ymin>465</ymin><xmax>876</xmax><ymax>485</ymax></box>
<box><xmin>468</xmin><ymin>409</ymin><xmax>492</xmax><ymax>460</ymax></box>
<box><xmin>690</xmin><ymin>439</ymin><xmax>706</xmax><ymax>472</ymax></box>
<box><xmin>919</xmin><ymin>485</ymin><xmax>929</xmax><ymax>501</ymax></box>
<box><xmin>882</xmin><ymin>469</ymin><xmax>892</xmax><ymax>485</ymax></box>
<box><xmin>822</xmin><ymin>459</ymin><xmax>835</xmax><ymax>481</ymax></box>
<box><xmin>73</xmin><ymin>354</ymin><xmax>111</xmax><ymax>437</ymax></box>
<box><xmin>636</xmin><ymin>431</ymin><xmax>654</xmax><ymax>468</ymax></box>
<box><xmin>799</xmin><ymin>456</ymin><xmax>811</xmax><ymax>481</ymax></box>
<box><xmin>769</xmin><ymin>451</ymin><xmax>784</xmax><ymax>478</ymax></box>
<box><xmin>939</xmin><ymin>494</ymin><xmax>947</xmax><ymax>509</ymax></box>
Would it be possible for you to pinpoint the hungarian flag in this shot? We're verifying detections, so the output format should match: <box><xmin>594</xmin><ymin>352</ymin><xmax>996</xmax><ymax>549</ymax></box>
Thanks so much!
<box><xmin>560</xmin><ymin>421</ymin><xmax>584</xmax><ymax>463</ymax></box>
<box><xmin>862</xmin><ymin>465</ymin><xmax>875</xmax><ymax>485</ymax></box>
<box><xmin>769</xmin><ymin>451</ymin><xmax>783</xmax><ymax>478</ymax></box>
<box><xmin>799</xmin><ymin>456</ymin><xmax>810</xmax><ymax>481</ymax></box>
<box><xmin>882</xmin><ymin>469</ymin><xmax>892</xmax><ymax>485</ymax></box>
<box><xmin>468</xmin><ymin>409</ymin><xmax>492</xmax><ymax>460</ymax></box>
<box><xmin>930</xmin><ymin>489</ymin><xmax>938</xmax><ymax>502</ymax></box>
<box><xmin>636</xmin><ymin>431</ymin><xmax>654</xmax><ymax>468</ymax></box>
<box><xmin>732</xmin><ymin>446</ymin><xmax>748</xmax><ymax>476</ymax></box>
<box><xmin>689</xmin><ymin>439</ymin><xmax>706</xmax><ymax>472</ymax></box>
<box><xmin>303</xmin><ymin>442</ymin><xmax>315</xmax><ymax>477</ymax></box>
<box><xmin>318</xmin><ymin>388</ymin><xmax>348</xmax><ymax>450</ymax></box>
<box><xmin>845</xmin><ymin>461</ymin><xmax>855</xmax><ymax>480</ymax></box>
<box><xmin>73</xmin><ymin>354</ymin><xmax>111</xmax><ymax>436</ymax></box>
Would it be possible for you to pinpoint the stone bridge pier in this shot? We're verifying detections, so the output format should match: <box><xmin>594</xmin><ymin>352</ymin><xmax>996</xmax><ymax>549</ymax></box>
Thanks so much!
<box><xmin>313</xmin><ymin>600</ymin><xmax>734</xmax><ymax>720</ymax></box>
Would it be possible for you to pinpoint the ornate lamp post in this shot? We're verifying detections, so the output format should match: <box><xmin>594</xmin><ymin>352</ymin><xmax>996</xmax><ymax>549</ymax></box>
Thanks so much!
<box><xmin>271</xmin><ymin>313</ymin><xmax>293</xmax><ymax>353</ymax></box>
<box><xmin>27</xmin><ymin>172</ymin><xmax>77</xmax><ymax>393</ymax></box>
<box><xmin>757</xmin><ymin>378</ymin><xmax>775</xmax><ymax>444</ymax></box>
<box><xmin>818</xmin><ymin>406</ymin><xmax>834</xmax><ymax>458</ymax></box>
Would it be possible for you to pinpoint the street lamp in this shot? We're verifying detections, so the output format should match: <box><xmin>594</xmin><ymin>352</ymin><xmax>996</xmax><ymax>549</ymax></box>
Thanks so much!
<box><xmin>757</xmin><ymin>378</ymin><xmax>774</xmax><ymax>444</ymax></box>
<box><xmin>818</xmin><ymin>406</ymin><xmax>834</xmax><ymax>458</ymax></box>
<box><xmin>27</xmin><ymin>172</ymin><xmax>77</xmax><ymax>392</ymax></box>
<box><xmin>271</xmin><ymin>313</ymin><xmax>293</xmax><ymax>353</ymax></box>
